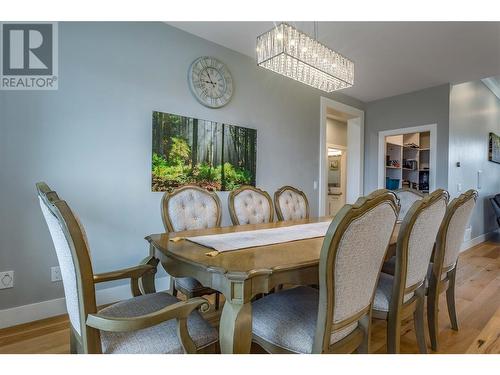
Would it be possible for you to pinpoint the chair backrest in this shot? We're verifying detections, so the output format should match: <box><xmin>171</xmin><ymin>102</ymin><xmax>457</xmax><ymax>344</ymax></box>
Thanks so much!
<box><xmin>393</xmin><ymin>189</ymin><xmax>448</xmax><ymax>302</ymax></box>
<box><xmin>434</xmin><ymin>190</ymin><xmax>477</xmax><ymax>275</ymax></box>
<box><xmin>228</xmin><ymin>185</ymin><xmax>273</xmax><ymax>225</ymax></box>
<box><xmin>313</xmin><ymin>189</ymin><xmax>399</xmax><ymax>353</ymax></box>
<box><xmin>395</xmin><ymin>188</ymin><xmax>424</xmax><ymax>221</ymax></box>
<box><xmin>161</xmin><ymin>185</ymin><xmax>222</xmax><ymax>232</ymax></box>
<box><xmin>494</xmin><ymin>194</ymin><xmax>500</xmax><ymax>206</ymax></box>
<box><xmin>36</xmin><ymin>182</ymin><xmax>100</xmax><ymax>353</ymax></box>
<box><xmin>274</xmin><ymin>185</ymin><xmax>309</xmax><ymax>221</ymax></box>
<box><xmin>490</xmin><ymin>195</ymin><xmax>500</xmax><ymax>219</ymax></box>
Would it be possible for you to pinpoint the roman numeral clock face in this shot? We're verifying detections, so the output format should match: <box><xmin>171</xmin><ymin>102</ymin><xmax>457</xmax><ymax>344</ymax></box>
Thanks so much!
<box><xmin>188</xmin><ymin>57</ymin><xmax>233</xmax><ymax>108</ymax></box>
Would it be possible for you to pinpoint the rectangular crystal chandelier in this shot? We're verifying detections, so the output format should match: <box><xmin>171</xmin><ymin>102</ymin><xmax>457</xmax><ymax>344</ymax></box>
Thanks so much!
<box><xmin>256</xmin><ymin>23</ymin><xmax>354</xmax><ymax>92</ymax></box>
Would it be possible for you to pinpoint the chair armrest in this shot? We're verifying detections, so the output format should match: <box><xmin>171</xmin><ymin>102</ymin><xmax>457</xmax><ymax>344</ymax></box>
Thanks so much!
<box><xmin>93</xmin><ymin>264</ymin><xmax>156</xmax><ymax>284</ymax></box>
<box><xmin>86</xmin><ymin>297</ymin><xmax>210</xmax><ymax>353</ymax></box>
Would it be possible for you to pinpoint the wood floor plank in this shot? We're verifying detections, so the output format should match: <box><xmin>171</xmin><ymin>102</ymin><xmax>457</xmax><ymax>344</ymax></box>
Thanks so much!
<box><xmin>466</xmin><ymin>307</ymin><xmax>500</xmax><ymax>354</ymax></box>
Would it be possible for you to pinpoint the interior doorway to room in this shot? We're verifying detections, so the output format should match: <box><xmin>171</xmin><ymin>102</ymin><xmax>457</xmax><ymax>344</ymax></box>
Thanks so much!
<box><xmin>327</xmin><ymin>144</ymin><xmax>347</xmax><ymax>216</ymax></box>
<box><xmin>319</xmin><ymin>97</ymin><xmax>365</xmax><ymax>216</ymax></box>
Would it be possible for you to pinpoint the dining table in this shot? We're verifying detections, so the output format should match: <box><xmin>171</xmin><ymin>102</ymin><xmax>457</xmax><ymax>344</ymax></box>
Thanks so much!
<box><xmin>146</xmin><ymin>216</ymin><xmax>401</xmax><ymax>354</ymax></box>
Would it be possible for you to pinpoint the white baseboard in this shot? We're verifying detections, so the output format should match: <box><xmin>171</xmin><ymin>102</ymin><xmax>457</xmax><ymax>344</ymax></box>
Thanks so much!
<box><xmin>460</xmin><ymin>229</ymin><xmax>499</xmax><ymax>252</ymax></box>
<box><xmin>0</xmin><ymin>276</ymin><xmax>170</xmax><ymax>330</ymax></box>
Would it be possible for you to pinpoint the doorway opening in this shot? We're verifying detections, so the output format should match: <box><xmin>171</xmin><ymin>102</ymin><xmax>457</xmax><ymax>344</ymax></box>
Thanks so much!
<box><xmin>319</xmin><ymin>97</ymin><xmax>365</xmax><ymax>216</ymax></box>
<box><xmin>327</xmin><ymin>145</ymin><xmax>347</xmax><ymax>216</ymax></box>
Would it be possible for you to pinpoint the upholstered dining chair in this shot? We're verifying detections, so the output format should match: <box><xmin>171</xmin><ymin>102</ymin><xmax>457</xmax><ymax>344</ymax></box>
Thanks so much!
<box><xmin>394</xmin><ymin>188</ymin><xmax>425</xmax><ymax>221</ymax></box>
<box><xmin>251</xmin><ymin>189</ymin><xmax>399</xmax><ymax>354</ymax></box>
<box><xmin>228</xmin><ymin>185</ymin><xmax>274</xmax><ymax>225</ymax></box>
<box><xmin>274</xmin><ymin>185</ymin><xmax>310</xmax><ymax>221</ymax></box>
<box><xmin>372</xmin><ymin>189</ymin><xmax>448</xmax><ymax>354</ymax></box>
<box><xmin>161</xmin><ymin>185</ymin><xmax>222</xmax><ymax>309</ymax></box>
<box><xmin>427</xmin><ymin>189</ymin><xmax>477</xmax><ymax>351</ymax></box>
<box><xmin>37</xmin><ymin>182</ymin><xmax>218</xmax><ymax>354</ymax></box>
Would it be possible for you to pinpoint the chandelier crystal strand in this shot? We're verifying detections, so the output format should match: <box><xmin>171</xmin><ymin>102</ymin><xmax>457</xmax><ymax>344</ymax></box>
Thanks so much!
<box><xmin>256</xmin><ymin>23</ymin><xmax>354</xmax><ymax>92</ymax></box>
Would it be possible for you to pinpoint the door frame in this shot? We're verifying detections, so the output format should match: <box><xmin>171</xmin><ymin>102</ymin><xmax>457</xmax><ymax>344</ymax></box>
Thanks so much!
<box><xmin>377</xmin><ymin>124</ymin><xmax>437</xmax><ymax>191</ymax></box>
<box><xmin>319</xmin><ymin>97</ymin><xmax>364</xmax><ymax>216</ymax></box>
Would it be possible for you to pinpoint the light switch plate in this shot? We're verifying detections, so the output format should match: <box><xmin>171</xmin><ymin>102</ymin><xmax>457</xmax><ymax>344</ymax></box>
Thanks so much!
<box><xmin>0</xmin><ymin>271</ymin><xmax>14</xmax><ymax>289</ymax></box>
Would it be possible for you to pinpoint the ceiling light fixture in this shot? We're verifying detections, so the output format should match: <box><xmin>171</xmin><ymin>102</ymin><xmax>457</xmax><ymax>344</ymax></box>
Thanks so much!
<box><xmin>256</xmin><ymin>22</ymin><xmax>354</xmax><ymax>92</ymax></box>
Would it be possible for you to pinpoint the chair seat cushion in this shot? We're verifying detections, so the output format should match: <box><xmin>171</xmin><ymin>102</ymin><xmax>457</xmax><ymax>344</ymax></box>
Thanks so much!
<box><xmin>98</xmin><ymin>292</ymin><xmax>218</xmax><ymax>354</ymax></box>
<box><xmin>373</xmin><ymin>273</ymin><xmax>414</xmax><ymax>312</ymax></box>
<box><xmin>252</xmin><ymin>286</ymin><xmax>357</xmax><ymax>353</ymax></box>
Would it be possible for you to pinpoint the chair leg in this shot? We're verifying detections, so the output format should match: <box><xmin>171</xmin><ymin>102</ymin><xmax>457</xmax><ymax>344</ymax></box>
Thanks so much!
<box><xmin>413</xmin><ymin>293</ymin><xmax>428</xmax><ymax>354</ymax></box>
<box><xmin>427</xmin><ymin>285</ymin><xmax>440</xmax><ymax>351</ymax></box>
<box><xmin>387</xmin><ymin>311</ymin><xmax>401</xmax><ymax>354</ymax></box>
<box><xmin>70</xmin><ymin>330</ymin><xmax>78</xmax><ymax>354</ymax></box>
<box><xmin>215</xmin><ymin>292</ymin><xmax>220</xmax><ymax>310</ymax></box>
<box><xmin>357</xmin><ymin>313</ymin><xmax>371</xmax><ymax>354</ymax></box>
<box><xmin>446</xmin><ymin>267</ymin><xmax>459</xmax><ymax>331</ymax></box>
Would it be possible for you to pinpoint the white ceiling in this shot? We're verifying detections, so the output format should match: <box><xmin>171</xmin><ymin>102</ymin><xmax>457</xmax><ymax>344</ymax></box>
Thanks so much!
<box><xmin>168</xmin><ymin>22</ymin><xmax>500</xmax><ymax>102</ymax></box>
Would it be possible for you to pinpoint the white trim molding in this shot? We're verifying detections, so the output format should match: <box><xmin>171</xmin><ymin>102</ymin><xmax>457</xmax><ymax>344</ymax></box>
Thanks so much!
<box><xmin>377</xmin><ymin>124</ymin><xmax>437</xmax><ymax>191</ymax></box>
<box><xmin>460</xmin><ymin>229</ymin><xmax>499</xmax><ymax>253</ymax></box>
<box><xmin>0</xmin><ymin>276</ymin><xmax>170</xmax><ymax>329</ymax></box>
<box><xmin>319</xmin><ymin>97</ymin><xmax>364</xmax><ymax>215</ymax></box>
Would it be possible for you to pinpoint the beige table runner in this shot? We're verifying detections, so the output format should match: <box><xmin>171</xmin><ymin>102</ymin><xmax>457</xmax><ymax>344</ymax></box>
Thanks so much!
<box><xmin>182</xmin><ymin>221</ymin><xmax>332</xmax><ymax>256</ymax></box>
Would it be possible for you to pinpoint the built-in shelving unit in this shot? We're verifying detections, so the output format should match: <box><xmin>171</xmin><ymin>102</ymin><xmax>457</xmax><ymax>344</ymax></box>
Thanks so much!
<box><xmin>384</xmin><ymin>131</ymin><xmax>431</xmax><ymax>193</ymax></box>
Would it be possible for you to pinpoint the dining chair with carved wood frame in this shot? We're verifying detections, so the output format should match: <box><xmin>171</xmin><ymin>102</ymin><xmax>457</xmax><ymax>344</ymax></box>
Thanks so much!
<box><xmin>394</xmin><ymin>188</ymin><xmax>425</xmax><ymax>222</ymax></box>
<box><xmin>274</xmin><ymin>185</ymin><xmax>310</xmax><ymax>222</ymax></box>
<box><xmin>37</xmin><ymin>182</ymin><xmax>218</xmax><ymax>354</ymax></box>
<box><xmin>161</xmin><ymin>185</ymin><xmax>222</xmax><ymax>310</ymax></box>
<box><xmin>373</xmin><ymin>189</ymin><xmax>449</xmax><ymax>354</ymax></box>
<box><xmin>228</xmin><ymin>185</ymin><xmax>274</xmax><ymax>225</ymax></box>
<box><xmin>251</xmin><ymin>189</ymin><xmax>399</xmax><ymax>354</ymax></box>
<box><xmin>427</xmin><ymin>189</ymin><xmax>477</xmax><ymax>351</ymax></box>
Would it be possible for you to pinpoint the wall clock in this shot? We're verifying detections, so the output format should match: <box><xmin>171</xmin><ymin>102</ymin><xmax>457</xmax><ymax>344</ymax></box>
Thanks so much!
<box><xmin>188</xmin><ymin>56</ymin><xmax>233</xmax><ymax>108</ymax></box>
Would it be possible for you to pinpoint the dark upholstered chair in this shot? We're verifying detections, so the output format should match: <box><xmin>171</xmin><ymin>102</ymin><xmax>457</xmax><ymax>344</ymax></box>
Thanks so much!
<box><xmin>490</xmin><ymin>194</ymin><xmax>500</xmax><ymax>226</ymax></box>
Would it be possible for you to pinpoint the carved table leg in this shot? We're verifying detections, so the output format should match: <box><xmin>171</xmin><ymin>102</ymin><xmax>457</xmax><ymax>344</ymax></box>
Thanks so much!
<box><xmin>219</xmin><ymin>301</ymin><xmax>252</xmax><ymax>354</ymax></box>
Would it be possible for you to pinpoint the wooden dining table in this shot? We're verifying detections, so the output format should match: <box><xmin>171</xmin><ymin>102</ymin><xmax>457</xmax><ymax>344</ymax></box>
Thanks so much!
<box><xmin>146</xmin><ymin>217</ymin><xmax>401</xmax><ymax>354</ymax></box>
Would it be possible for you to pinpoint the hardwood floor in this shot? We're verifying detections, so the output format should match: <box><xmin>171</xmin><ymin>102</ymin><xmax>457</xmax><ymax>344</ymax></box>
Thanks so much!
<box><xmin>0</xmin><ymin>236</ymin><xmax>498</xmax><ymax>354</ymax></box>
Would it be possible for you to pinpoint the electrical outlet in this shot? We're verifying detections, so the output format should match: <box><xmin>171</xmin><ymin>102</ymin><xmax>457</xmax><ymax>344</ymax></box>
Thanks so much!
<box><xmin>51</xmin><ymin>266</ymin><xmax>62</xmax><ymax>282</ymax></box>
<box><xmin>0</xmin><ymin>271</ymin><xmax>14</xmax><ymax>289</ymax></box>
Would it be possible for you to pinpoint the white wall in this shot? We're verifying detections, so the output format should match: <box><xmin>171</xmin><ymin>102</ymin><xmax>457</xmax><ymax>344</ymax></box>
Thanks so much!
<box><xmin>448</xmin><ymin>81</ymin><xmax>500</xmax><ymax>239</ymax></box>
<box><xmin>0</xmin><ymin>22</ymin><xmax>363</xmax><ymax>310</ymax></box>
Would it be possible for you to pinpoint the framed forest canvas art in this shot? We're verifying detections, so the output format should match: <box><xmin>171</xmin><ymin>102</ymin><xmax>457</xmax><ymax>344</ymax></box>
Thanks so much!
<box><xmin>489</xmin><ymin>132</ymin><xmax>500</xmax><ymax>164</ymax></box>
<box><xmin>152</xmin><ymin>111</ymin><xmax>257</xmax><ymax>192</ymax></box>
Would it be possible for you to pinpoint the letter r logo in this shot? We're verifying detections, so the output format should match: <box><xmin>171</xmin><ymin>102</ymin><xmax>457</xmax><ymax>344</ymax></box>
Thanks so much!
<box><xmin>2</xmin><ymin>23</ymin><xmax>53</xmax><ymax>75</ymax></box>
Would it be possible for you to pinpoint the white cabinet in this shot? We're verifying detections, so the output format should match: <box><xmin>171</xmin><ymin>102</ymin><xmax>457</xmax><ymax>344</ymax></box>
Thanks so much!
<box><xmin>328</xmin><ymin>194</ymin><xmax>343</xmax><ymax>216</ymax></box>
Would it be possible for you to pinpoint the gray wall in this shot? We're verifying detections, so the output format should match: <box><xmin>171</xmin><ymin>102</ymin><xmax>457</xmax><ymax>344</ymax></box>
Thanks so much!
<box><xmin>448</xmin><ymin>81</ymin><xmax>500</xmax><ymax>239</ymax></box>
<box><xmin>0</xmin><ymin>22</ymin><xmax>363</xmax><ymax>310</ymax></box>
<box><xmin>363</xmin><ymin>84</ymin><xmax>451</xmax><ymax>192</ymax></box>
<box><xmin>326</xmin><ymin>118</ymin><xmax>347</xmax><ymax>147</ymax></box>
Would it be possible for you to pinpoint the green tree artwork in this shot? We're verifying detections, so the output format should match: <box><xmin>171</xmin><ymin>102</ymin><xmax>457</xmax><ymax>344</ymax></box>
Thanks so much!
<box><xmin>151</xmin><ymin>111</ymin><xmax>257</xmax><ymax>192</ymax></box>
